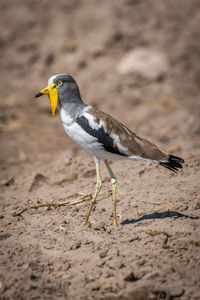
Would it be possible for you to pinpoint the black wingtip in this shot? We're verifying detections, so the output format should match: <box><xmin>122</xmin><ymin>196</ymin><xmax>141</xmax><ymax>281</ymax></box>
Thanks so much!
<box><xmin>160</xmin><ymin>154</ymin><xmax>184</xmax><ymax>173</ymax></box>
<box><xmin>35</xmin><ymin>92</ymin><xmax>43</xmax><ymax>98</ymax></box>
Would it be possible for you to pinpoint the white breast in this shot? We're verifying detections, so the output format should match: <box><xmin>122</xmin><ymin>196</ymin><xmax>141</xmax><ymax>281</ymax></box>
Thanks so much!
<box><xmin>60</xmin><ymin>108</ymin><xmax>104</xmax><ymax>156</ymax></box>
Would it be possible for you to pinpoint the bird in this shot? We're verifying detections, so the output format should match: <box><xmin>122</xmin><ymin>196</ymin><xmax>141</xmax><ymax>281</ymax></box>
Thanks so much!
<box><xmin>35</xmin><ymin>74</ymin><xmax>184</xmax><ymax>227</ymax></box>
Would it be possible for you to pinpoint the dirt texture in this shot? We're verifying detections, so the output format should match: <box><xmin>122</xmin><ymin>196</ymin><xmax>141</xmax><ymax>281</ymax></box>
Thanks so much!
<box><xmin>0</xmin><ymin>0</ymin><xmax>200</xmax><ymax>299</ymax></box>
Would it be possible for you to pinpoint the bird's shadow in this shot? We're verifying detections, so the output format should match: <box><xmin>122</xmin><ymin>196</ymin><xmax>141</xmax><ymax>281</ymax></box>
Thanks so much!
<box><xmin>121</xmin><ymin>211</ymin><xmax>199</xmax><ymax>225</ymax></box>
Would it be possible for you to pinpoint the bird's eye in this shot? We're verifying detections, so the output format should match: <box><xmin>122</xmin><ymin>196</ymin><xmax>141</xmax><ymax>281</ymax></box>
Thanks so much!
<box><xmin>57</xmin><ymin>81</ymin><xmax>63</xmax><ymax>86</ymax></box>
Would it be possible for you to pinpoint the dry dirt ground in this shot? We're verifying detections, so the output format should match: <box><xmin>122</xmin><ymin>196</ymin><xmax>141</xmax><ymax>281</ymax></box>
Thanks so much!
<box><xmin>0</xmin><ymin>0</ymin><xmax>200</xmax><ymax>299</ymax></box>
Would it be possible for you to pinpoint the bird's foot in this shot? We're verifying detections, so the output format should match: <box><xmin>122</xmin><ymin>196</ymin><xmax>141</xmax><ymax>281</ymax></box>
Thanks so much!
<box><xmin>82</xmin><ymin>219</ymin><xmax>91</xmax><ymax>227</ymax></box>
<box><xmin>112</xmin><ymin>218</ymin><xmax>118</xmax><ymax>227</ymax></box>
<box><xmin>82</xmin><ymin>219</ymin><xmax>88</xmax><ymax>226</ymax></box>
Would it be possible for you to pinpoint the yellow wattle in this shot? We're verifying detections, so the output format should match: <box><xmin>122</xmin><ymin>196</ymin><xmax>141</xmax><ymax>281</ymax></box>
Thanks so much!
<box><xmin>48</xmin><ymin>87</ymin><xmax>58</xmax><ymax>116</ymax></box>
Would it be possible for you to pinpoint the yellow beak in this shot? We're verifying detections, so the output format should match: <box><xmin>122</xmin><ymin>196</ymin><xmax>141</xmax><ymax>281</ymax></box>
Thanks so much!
<box><xmin>35</xmin><ymin>83</ymin><xmax>58</xmax><ymax>116</ymax></box>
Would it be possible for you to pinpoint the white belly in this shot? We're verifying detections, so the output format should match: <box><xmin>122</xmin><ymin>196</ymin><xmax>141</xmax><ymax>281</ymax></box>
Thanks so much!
<box><xmin>60</xmin><ymin>108</ymin><xmax>103</xmax><ymax>156</ymax></box>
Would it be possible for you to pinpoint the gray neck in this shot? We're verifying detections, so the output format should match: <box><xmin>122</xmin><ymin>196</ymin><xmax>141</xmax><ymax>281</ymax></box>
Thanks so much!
<box><xmin>58</xmin><ymin>89</ymin><xmax>87</xmax><ymax>118</ymax></box>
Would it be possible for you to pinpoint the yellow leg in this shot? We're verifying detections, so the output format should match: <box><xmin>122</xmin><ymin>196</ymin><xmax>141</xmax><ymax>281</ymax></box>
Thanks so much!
<box><xmin>82</xmin><ymin>159</ymin><xmax>102</xmax><ymax>226</ymax></box>
<box><xmin>104</xmin><ymin>160</ymin><xmax>117</xmax><ymax>227</ymax></box>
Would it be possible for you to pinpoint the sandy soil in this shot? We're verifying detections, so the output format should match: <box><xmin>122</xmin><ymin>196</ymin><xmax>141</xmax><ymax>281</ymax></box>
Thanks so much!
<box><xmin>0</xmin><ymin>0</ymin><xmax>200</xmax><ymax>299</ymax></box>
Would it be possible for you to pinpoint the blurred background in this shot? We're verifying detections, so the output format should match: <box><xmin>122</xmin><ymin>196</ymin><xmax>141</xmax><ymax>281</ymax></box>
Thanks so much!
<box><xmin>0</xmin><ymin>0</ymin><xmax>200</xmax><ymax>178</ymax></box>
<box><xmin>1</xmin><ymin>2</ymin><xmax>200</xmax><ymax>299</ymax></box>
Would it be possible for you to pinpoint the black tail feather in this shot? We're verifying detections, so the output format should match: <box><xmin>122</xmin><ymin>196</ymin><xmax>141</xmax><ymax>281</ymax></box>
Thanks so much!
<box><xmin>159</xmin><ymin>155</ymin><xmax>184</xmax><ymax>173</ymax></box>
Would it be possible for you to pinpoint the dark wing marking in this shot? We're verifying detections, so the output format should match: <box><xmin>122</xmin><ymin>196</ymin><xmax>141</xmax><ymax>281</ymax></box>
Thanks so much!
<box><xmin>86</xmin><ymin>107</ymin><xmax>168</xmax><ymax>161</ymax></box>
<box><xmin>75</xmin><ymin>115</ymin><xmax>127</xmax><ymax>156</ymax></box>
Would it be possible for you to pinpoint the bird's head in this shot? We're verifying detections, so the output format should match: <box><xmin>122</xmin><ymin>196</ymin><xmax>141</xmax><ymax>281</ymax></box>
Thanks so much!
<box><xmin>35</xmin><ymin>74</ymin><xmax>80</xmax><ymax>116</ymax></box>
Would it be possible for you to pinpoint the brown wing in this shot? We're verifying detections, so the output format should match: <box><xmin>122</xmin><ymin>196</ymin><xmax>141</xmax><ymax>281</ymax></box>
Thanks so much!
<box><xmin>87</xmin><ymin>107</ymin><xmax>168</xmax><ymax>161</ymax></box>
